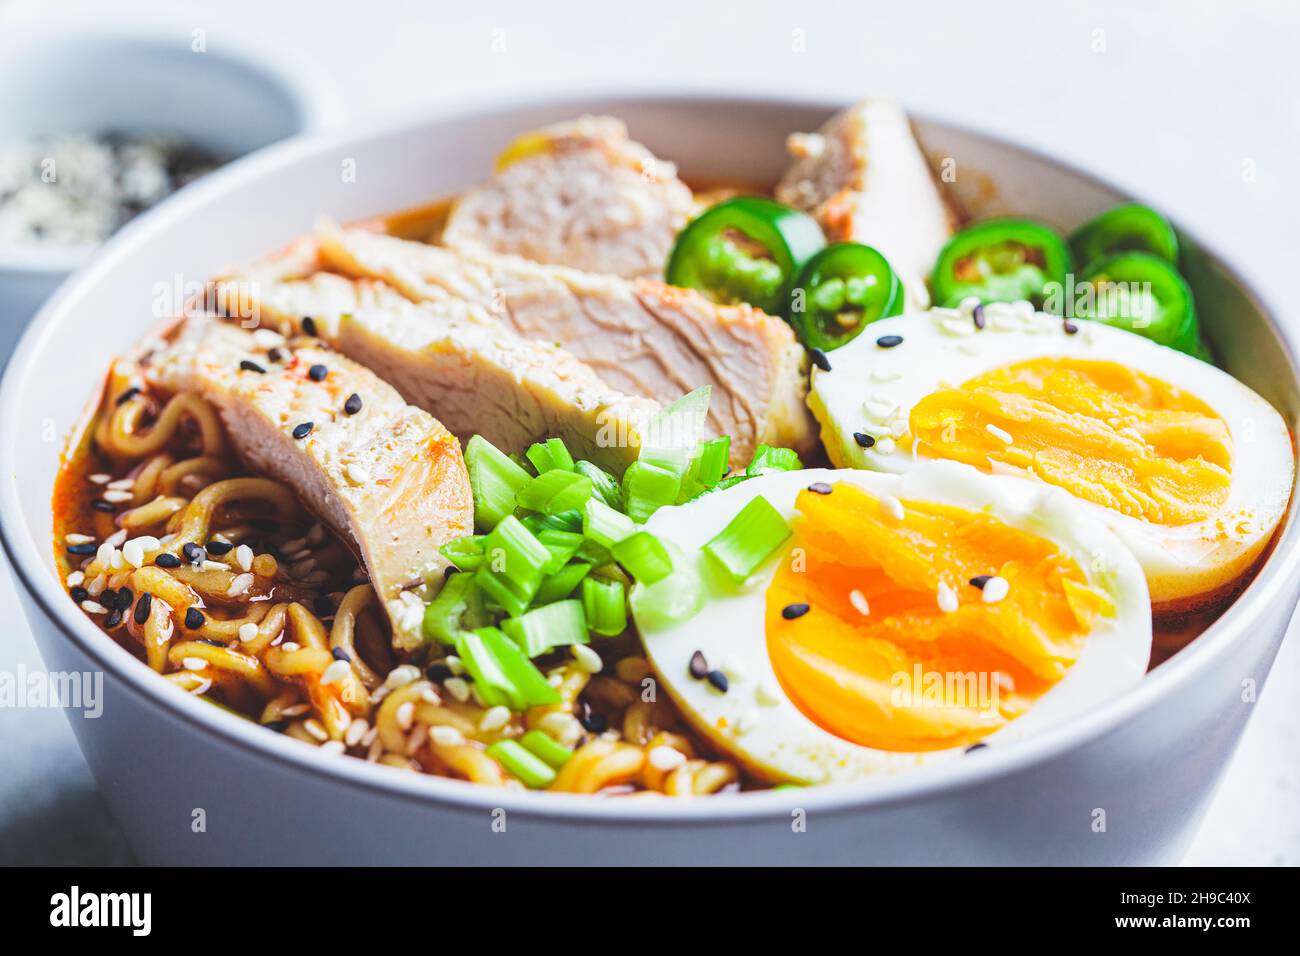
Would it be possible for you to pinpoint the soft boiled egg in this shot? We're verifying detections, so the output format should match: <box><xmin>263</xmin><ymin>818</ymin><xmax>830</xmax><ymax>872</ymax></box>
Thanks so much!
<box><xmin>807</xmin><ymin>303</ymin><xmax>1295</xmax><ymax>614</ymax></box>
<box><xmin>635</xmin><ymin>463</ymin><xmax>1151</xmax><ymax>785</ymax></box>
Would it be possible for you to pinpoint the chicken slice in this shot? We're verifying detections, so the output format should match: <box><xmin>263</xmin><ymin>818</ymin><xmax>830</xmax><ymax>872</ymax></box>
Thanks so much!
<box><xmin>315</xmin><ymin>222</ymin><xmax>814</xmax><ymax>465</ymax></box>
<box><xmin>142</xmin><ymin>318</ymin><xmax>473</xmax><ymax>648</ymax></box>
<box><xmin>776</xmin><ymin>98</ymin><xmax>960</xmax><ymax>310</ymax></box>
<box><xmin>442</xmin><ymin>115</ymin><xmax>695</xmax><ymax>279</ymax></box>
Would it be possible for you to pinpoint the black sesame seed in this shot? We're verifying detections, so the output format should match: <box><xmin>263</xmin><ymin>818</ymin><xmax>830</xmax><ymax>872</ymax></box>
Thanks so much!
<box><xmin>331</xmin><ymin>647</ymin><xmax>352</xmax><ymax>663</ymax></box>
<box><xmin>308</xmin><ymin>363</ymin><xmax>328</xmax><ymax>382</ymax></box>
<box><xmin>443</xmin><ymin>565</ymin><xmax>460</xmax><ymax>579</ymax></box>
<box><xmin>972</xmin><ymin>303</ymin><xmax>986</xmax><ymax>330</ymax></box>
<box><xmin>969</xmin><ymin>575</ymin><xmax>992</xmax><ymax>590</ymax></box>
<box><xmin>66</xmin><ymin>542</ymin><xmax>97</xmax><ymax>556</ymax></box>
<box><xmin>205</xmin><ymin>540</ymin><xmax>233</xmax><ymax>556</ymax></box>
<box><xmin>807</xmin><ymin>482</ymin><xmax>833</xmax><ymax>495</ymax></box>
<box><xmin>425</xmin><ymin>662</ymin><xmax>452</xmax><ymax>683</ymax></box>
<box><xmin>808</xmin><ymin>347</ymin><xmax>832</xmax><ymax>372</ymax></box>
<box><xmin>239</xmin><ymin>359</ymin><xmax>266</xmax><ymax>374</ymax></box>
<box><xmin>115</xmin><ymin>386</ymin><xmax>141</xmax><ymax>406</ymax></box>
<box><xmin>155</xmin><ymin>553</ymin><xmax>182</xmax><ymax>569</ymax></box>
<box><xmin>91</xmin><ymin>500</ymin><xmax>117</xmax><ymax>513</ymax></box>
<box><xmin>292</xmin><ymin>421</ymin><xmax>314</xmax><ymax>440</ymax></box>
<box><xmin>578</xmin><ymin>702</ymin><xmax>608</xmax><ymax>733</ymax></box>
<box><xmin>115</xmin><ymin>587</ymin><xmax>134</xmax><ymax>610</ymax></box>
<box><xmin>876</xmin><ymin>334</ymin><xmax>904</xmax><ymax>348</ymax></box>
<box><xmin>965</xmin><ymin>742</ymin><xmax>989</xmax><ymax>753</ymax></box>
<box><xmin>782</xmin><ymin>602</ymin><xmax>811</xmax><ymax>620</ymax></box>
<box><xmin>689</xmin><ymin>650</ymin><xmax>709</xmax><ymax>679</ymax></box>
<box><xmin>134</xmin><ymin>592</ymin><xmax>153</xmax><ymax>625</ymax></box>
<box><xmin>100</xmin><ymin>588</ymin><xmax>117</xmax><ymax>607</ymax></box>
<box><xmin>706</xmin><ymin>669</ymin><xmax>729</xmax><ymax>693</ymax></box>
<box><xmin>184</xmin><ymin>607</ymin><xmax>205</xmax><ymax>630</ymax></box>
<box><xmin>70</xmin><ymin>586</ymin><xmax>88</xmax><ymax>602</ymax></box>
<box><xmin>264</xmin><ymin>719</ymin><xmax>290</xmax><ymax>733</ymax></box>
<box><xmin>1063</xmin><ymin>319</ymin><xmax>1079</xmax><ymax>335</ymax></box>
<box><xmin>182</xmin><ymin>542</ymin><xmax>206</xmax><ymax>564</ymax></box>
<box><xmin>343</xmin><ymin>393</ymin><xmax>363</xmax><ymax>416</ymax></box>
<box><xmin>313</xmin><ymin>596</ymin><xmax>335</xmax><ymax>618</ymax></box>
<box><xmin>852</xmin><ymin>432</ymin><xmax>876</xmax><ymax>449</ymax></box>
<box><xmin>104</xmin><ymin>608</ymin><xmax>123</xmax><ymax>628</ymax></box>
<box><xmin>302</xmin><ymin>316</ymin><xmax>318</xmax><ymax>337</ymax></box>
<box><xmin>268</xmin><ymin>347</ymin><xmax>286</xmax><ymax>363</ymax></box>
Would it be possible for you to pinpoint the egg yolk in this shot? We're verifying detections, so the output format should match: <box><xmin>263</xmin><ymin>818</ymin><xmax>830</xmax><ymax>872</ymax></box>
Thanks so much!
<box><xmin>908</xmin><ymin>358</ymin><xmax>1231</xmax><ymax>525</ymax></box>
<box><xmin>764</xmin><ymin>483</ymin><xmax>1112</xmax><ymax>752</ymax></box>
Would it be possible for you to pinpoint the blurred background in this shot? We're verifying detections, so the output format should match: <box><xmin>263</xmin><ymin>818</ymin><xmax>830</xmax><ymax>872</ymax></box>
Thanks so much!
<box><xmin>0</xmin><ymin>0</ymin><xmax>1296</xmax><ymax>864</ymax></box>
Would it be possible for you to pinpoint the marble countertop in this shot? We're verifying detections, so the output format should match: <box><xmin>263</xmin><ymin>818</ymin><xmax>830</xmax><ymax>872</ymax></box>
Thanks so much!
<box><xmin>1</xmin><ymin>0</ymin><xmax>1296</xmax><ymax>865</ymax></box>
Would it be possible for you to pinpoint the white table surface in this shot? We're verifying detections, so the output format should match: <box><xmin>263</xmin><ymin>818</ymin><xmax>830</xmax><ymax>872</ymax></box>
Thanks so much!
<box><xmin>1</xmin><ymin>0</ymin><xmax>1296</xmax><ymax>866</ymax></box>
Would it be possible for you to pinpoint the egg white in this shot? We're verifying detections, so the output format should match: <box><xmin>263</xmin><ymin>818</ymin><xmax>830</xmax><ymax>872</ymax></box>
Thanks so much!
<box><xmin>636</xmin><ymin>464</ymin><xmax>1151</xmax><ymax>785</ymax></box>
<box><xmin>808</xmin><ymin>303</ymin><xmax>1295</xmax><ymax>612</ymax></box>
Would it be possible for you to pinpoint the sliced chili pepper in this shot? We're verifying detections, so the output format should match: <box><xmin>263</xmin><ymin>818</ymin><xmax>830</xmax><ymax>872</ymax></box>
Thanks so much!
<box><xmin>1075</xmin><ymin>252</ymin><xmax>1199</xmax><ymax>353</ymax></box>
<box><xmin>789</xmin><ymin>242</ymin><xmax>903</xmax><ymax>350</ymax></box>
<box><xmin>931</xmin><ymin>218</ymin><xmax>1072</xmax><ymax>309</ymax></box>
<box><xmin>665</xmin><ymin>197</ymin><xmax>825</xmax><ymax>316</ymax></box>
<box><xmin>1069</xmin><ymin>203</ymin><xmax>1179</xmax><ymax>269</ymax></box>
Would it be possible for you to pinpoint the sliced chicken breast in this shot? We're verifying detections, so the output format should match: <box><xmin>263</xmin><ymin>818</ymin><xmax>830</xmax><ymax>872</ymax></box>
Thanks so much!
<box><xmin>442</xmin><ymin>115</ymin><xmax>695</xmax><ymax>279</ymax></box>
<box><xmin>209</xmin><ymin>266</ymin><xmax>658</xmax><ymax>474</ymax></box>
<box><xmin>143</xmin><ymin>318</ymin><xmax>473</xmax><ymax>648</ymax></box>
<box><xmin>776</xmin><ymin>98</ymin><xmax>960</xmax><ymax>310</ymax></box>
<box><xmin>315</xmin><ymin>222</ymin><xmax>815</xmax><ymax>465</ymax></box>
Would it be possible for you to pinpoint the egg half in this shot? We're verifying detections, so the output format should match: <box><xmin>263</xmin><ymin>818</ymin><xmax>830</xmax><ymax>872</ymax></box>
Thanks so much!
<box><xmin>808</xmin><ymin>303</ymin><xmax>1295</xmax><ymax>613</ymax></box>
<box><xmin>636</xmin><ymin>464</ymin><xmax>1151</xmax><ymax>785</ymax></box>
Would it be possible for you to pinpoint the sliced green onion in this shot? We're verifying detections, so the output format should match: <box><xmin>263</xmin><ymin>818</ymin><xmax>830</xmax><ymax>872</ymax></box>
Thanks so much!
<box><xmin>640</xmin><ymin>386</ymin><xmax>711</xmax><ymax>476</ymax></box>
<box><xmin>576</xmin><ymin>460</ymin><xmax>622</xmax><ymax>509</ymax></box>
<box><xmin>583</xmin><ymin>497</ymin><xmax>637</xmax><ymax>549</ymax></box>
<box><xmin>692</xmin><ymin>436</ymin><xmax>731</xmax><ymax>488</ymax></box>
<box><xmin>522</xmin><ymin>510</ymin><xmax>584</xmax><ymax>534</ymax></box>
<box><xmin>519</xmin><ymin>729</ymin><xmax>574</xmax><ymax>769</ymax></box>
<box><xmin>746</xmin><ymin>444</ymin><xmax>802</xmax><ymax>475</ymax></box>
<box><xmin>582</xmin><ymin>576</ymin><xmax>628</xmax><ymax>636</ymax></box>
<box><xmin>534</xmin><ymin>561</ymin><xmax>593</xmax><ymax>605</ymax></box>
<box><xmin>465</xmin><ymin>435</ymin><xmax>530</xmax><ymax>531</ymax></box>
<box><xmin>422</xmin><ymin>571</ymin><xmax>479</xmax><ymax>644</ymax></box>
<box><xmin>439</xmin><ymin>535</ymin><xmax>487</xmax><ymax>571</ymax></box>
<box><xmin>473</xmin><ymin>516</ymin><xmax>551</xmax><ymax>617</ymax></box>
<box><xmin>517</xmin><ymin>469</ymin><xmax>593</xmax><ymax>516</ymax></box>
<box><xmin>621</xmin><ymin>460</ymin><xmax>681</xmax><ymax>523</ymax></box>
<box><xmin>526</xmin><ymin>437</ymin><xmax>575</xmax><ymax>474</ymax></box>
<box><xmin>628</xmin><ymin>545</ymin><xmax>705</xmax><ymax>631</ymax></box>
<box><xmin>610</xmin><ymin>531</ymin><xmax>674</xmax><ymax>584</ymax></box>
<box><xmin>703</xmin><ymin>494</ymin><xmax>792</xmax><ymax>585</ymax></box>
<box><xmin>501</xmin><ymin>599</ymin><xmax>589</xmax><ymax>657</ymax></box>
<box><xmin>455</xmin><ymin>627</ymin><xmax>560</xmax><ymax>710</ymax></box>
<box><xmin>535</xmin><ymin>528</ymin><xmax>585</xmax><ymax>575</ymax></box>
<box><xmin>486</xmin><ymin>739</ymin><xmax>557</xmax><ymax>788</ymax></box>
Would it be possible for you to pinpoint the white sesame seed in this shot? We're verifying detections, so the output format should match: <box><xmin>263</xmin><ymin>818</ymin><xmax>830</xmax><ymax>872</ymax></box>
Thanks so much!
<box><xmin>571</xmin><ymin>643</ymin><xmax>603</xmax><ymax>674</ymax></box>
<box><xmin>875</xmin><ymin>437</ymin><xmax>897</xmax><ymax>455</ymax></box>
<box><xmin>344</xmin><ymin>719</ymin><xmax>369</xmax><ymax>747</ymax></box>
<box><xmin>405</xmin><ymin>723</ymin><xmax>429</xmax><ymax>755</ymax></box>
<box><xmin>880</xmin><ymin>495</ymin><xmax>905</xmax><ymax>521</ymax></box>
<box><xmin>719</xmin><ymin>656</ymin><xmax>748</xmax><ymax>683</ymax></box>
<box><xmin>88</xmin><ymin>473</ymin><xmax>111</xmax><ymax>485</ymax></box>
<box><xmin>237</xmin><ymin>622</ymin><xmax>259</xmax><ymax>643</ymax></box>
<box><xmin>289</xmin><ymin>558</ymin><xmax>317</xmax><ymax>577</ymax></box>
<box><xmin>102</xmin><ymin>489</ymin><xmax>133</xmax><ymax>503</ymax></box>
<box><xmin>235</xmin><ymin>544</ymin><xmax>254</xmax><ymax>572</ymax></box>
<box><xmin>252</xmin><ymin>328</ymin><xmax>284</xmax><ymax>347</ymax></box>
<box><xmin>445</xmin><ymin>655</ymin><xmax>465</xmax><ymax>676</ymax></box>
<box><xmin>131</xmin><ymin>535</ymin><xmax>161</xmax><ymax>552</ymax></box>
<box><xmin>303</xmin><ymin>718</ymin><xmax>329</xmax><ymax>741</ymax></box>
<box><xmin>319</xmin><ymin>739</ymin><xmax>346</xmax><ymax>755</ymax></box>
<box><xmin>80</xmin><ymin>600</ymin><xmax>109</xmax><ymax>614</ymax></box>
<box><xmin>755</xmin><ymin>682</ymin><xmax>782</xmax><ymax>707</ymax></box>
<box><xmin>986</xmin><ymin>423</ymin><xmax>1014</xmax><ymax>444</ymax></box>
<box><xmin>226</xmin><ymin>573</ymin><xmax>254</xmax><ymax>597</ymax></box>
<box><xmin>280</xmin><ymin>641</ymin><xmax>301</xmax><ymax>652</ymax></box>
<box><xmin>384</xmin><ymin>664</ymin><xmax>421</xmax><ymax>690</ymax></box>
<box><xmin>736</xmin><ymin>708</ymin><xmax>760</xmax><ymax>735</ymax></box>
<box><xmin>281</xmin><ymin>536</ymin><xmax>309</xmax><ymax>553</ymax></box>
<box><xmin>395</xmin><ymin>701</ymin><xmax>416</xmax><ymax>730</ymax></box>
<box><xmin>107</xmin><ymin>477</ymin><xmax>135</xmax><ymax>490</ymax></box>
<box><xmin>64</xmin><ymin>532</ymin><xmax>95</xmax><ymax>546</ymax></box>
<box><xmin>201</xmin><ymin>560</ymin><xmax>227</xmax><ymax>573</ymax></box>
<box><xmin>444</xmin><ymin>677</ymin><xmax>471</xmax><ymax>703</ymax></box>
<box><xmin>647</xmin><ymin>745</ymin><xmax>687</xmax><ymax>771</ymax></box>
<box><xmin>279</xmin><ymin>703</ymin><xmax>310</xmax><ymax>717</ymax></box>
<box><xmin>306</xmin><ymin>524</ymin><xmax>325</xmax><ymax>544</ymax></box>
<box><xmin>366</xmin><ymin>737</ymin><xmax>384</xmax><ymax>762</ymax></box>
<box><xmin>86</xmin><ymin>574</ymin><xmax>106</xmax><ymax>597</ymax></box>
<box><xmin>429</xmin><ymin>725</ymin><xmax>465</xmax><ymax>747</ymax></box>
<box><xmin>320</xmin><ymin>659</ymin><xmax>351</xmax><ymax>686</ymax></box>
<box><xmin>65</xmin><ymin>570</ymin><xmax>85</xmax><ymax>588</ymax></box>
<box><xmin>182</xmin><ymin>656</ymin><xmax>208</xmax><ymax>671</ymax></box>
<box><xmin>479</xmin><ymin>705</ymin><xmax>511</xmax><ymax>732</ymax></box>
<box><xmin>95</xmin><ymin>541</ymin><xmax>116</xmax><ymax>566</ymax></box>
<box><xmin>937</xmin><ymin>581</ymin><xmax>959</xmax><ymax>613</ymax></box>
<box><xmin>345</xmin><ymin>462</ymin><xmax>370</xmax><ymax>485</ymax></box>
<box><xmin>187</xmin><ymin>677</ymin><xmax>213</xmax><ymax>695</ymax></box>
<box><xmin>122</xmin><ymin>541</ymin><xmax>145</xmax><ymax>569</ymax></box>
<box><xmin>982</xmin><ymin>575</ymin><xmax>1010</xmax><ymax>603</ymax></box>
<box><xmin>109</xmin><ymin>551</ymin><xmax>124</xmax><ymax>570</ymax></box>
<box><xmin>849</xmin><ymin>589</ymin><xmax>871</xmax><ymax>616</ymax></box>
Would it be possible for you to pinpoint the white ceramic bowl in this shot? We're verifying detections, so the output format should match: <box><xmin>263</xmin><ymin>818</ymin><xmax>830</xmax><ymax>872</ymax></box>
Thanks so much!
<box><xmin>0</xmin><ymin>16</ymin><xmax>341</xmax><ymax>359</ymax></box>
<box><xmin>2</xmin><ymin>93</ymin><xmax>1297</xmax><ymax>865</ymax></box>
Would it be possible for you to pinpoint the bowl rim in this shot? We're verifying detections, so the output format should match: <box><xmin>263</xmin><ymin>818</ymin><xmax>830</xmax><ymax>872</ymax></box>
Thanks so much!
<box><xmin>3</xmin><ymin>86</ymin><xmax>1298</xmax><ymax>824</ymax></box>
<box><xmin>0</xmin><ymin>14</ymin><xmax>344</xmax><ymax>275</ymax></box>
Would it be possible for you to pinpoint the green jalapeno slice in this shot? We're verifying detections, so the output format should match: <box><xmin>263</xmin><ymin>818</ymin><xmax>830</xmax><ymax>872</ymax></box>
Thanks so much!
<box><xmin>1069</xmin><ymin>203</ymin><xmax>1179</xmax><ymax>269</ymax></box>
<box><xmin>931</xmin><ymin>218</ymin><xmax>1072</xmax><ymax>309</ymax></box>
<box><xmin>788</xmin><ymin>242</ymin><xmax>903</xmax><ymax>350</ymax></box>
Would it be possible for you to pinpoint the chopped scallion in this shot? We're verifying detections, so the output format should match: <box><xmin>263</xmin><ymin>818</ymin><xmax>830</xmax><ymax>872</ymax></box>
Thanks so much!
<box><xmin>473</xmin><ymin>516</ymin><xmax>551</xmax><ymax>617</ymax></box>
<box><xmin>465</xmin><ymin>435</ymin><xmax>530</xmax><ymax>531</ymax></box>
<box><xmin>439</xmin><ymin>535</ymin><xmax>486</xmax><ymax>571</ymax></box>
<box><xmin>746</xmin><ymin>444</ymin><xmax>803</xmax><ymax>475</ymax></box>
<box><xmin>455</xmin><ymin>627</ymin><xmax>560</xmax><ymax>710</ymax></box>
<box><xmin>517</xmin><ymin>469</ymin><xmax>593</xmax><ymax>516</ymax></box>
<box><xmin>422</xmin><ymin>571</ymin><xmax>479</xmax><ymax>644</ymax></box>
<box><xmin>576</xmin><ymin>460</ymin><xmax>622</xmax><ymax>509</ymax></box>
<box><xmin>583</xmin><ymin>498</ymin><xmax>637</xmax><ymax>549</ymax></box>
<box><xmin>486</xmin><ymin>739</ymin><xmax>557</xmax><ymax>788</ymax></box>
<box><xmin>621</xmin><ymin>460</ymin><xmax>681</xmax><ymax>523</ymax></box>
<box><xmin>534</xmin><ymin>561</ymin><xmax>593</xmax><ymax>605</ymax></box>
<box><xmin>703</xmin><ymin>494</ymin><xmax>792</xmax><ymax>584</ymax></box>
<box><xmin>610</xmin><ymin>531</ymin><xmax>674</xmax><ymax>584</ymax></box>
<box><xmin>501</xmin><ymin>599</ymin><xmax>589</xmax><ymax>657</ymax></box>
<box><xmin>582</xmin><ymin>576</ymin><xmax>627</xmax><ymax>636</ymax></box>
<box><xmin>519</xmin><ymin>730</ymin><xmax>574</xmax><ymax>769</ymax></box>
<box><xmin>525</xmin><ymin>437</ymin><xmax>575</xmax><ymax>474</ymax></box>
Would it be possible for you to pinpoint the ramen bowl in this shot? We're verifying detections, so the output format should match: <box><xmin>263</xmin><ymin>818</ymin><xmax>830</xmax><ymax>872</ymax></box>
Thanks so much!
<box><xmin>2</xmin><ymin>93</ymin><xmax>1297</xmax><ymax>865</ymax></box>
